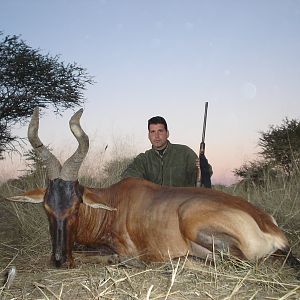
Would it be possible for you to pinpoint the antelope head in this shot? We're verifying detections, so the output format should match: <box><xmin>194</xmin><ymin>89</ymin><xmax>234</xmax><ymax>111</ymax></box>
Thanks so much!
<box><xmin>27</xmin><ymin>108</ymin><xmax>89</xmax><ymax>267</ymax></box>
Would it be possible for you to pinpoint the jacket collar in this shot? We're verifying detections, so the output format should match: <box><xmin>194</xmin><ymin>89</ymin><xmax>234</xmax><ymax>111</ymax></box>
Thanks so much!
<box><xmin>153</xmin><ymin>140</ymin><xmax>171</xmax><ymax>157</ymax></box>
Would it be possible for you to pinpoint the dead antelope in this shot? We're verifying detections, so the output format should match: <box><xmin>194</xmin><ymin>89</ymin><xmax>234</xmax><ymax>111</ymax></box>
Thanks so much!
<box><xmin>6</xmin><ymin>108</ymin><xmax>300</xmax><ymax>279</ymax></box>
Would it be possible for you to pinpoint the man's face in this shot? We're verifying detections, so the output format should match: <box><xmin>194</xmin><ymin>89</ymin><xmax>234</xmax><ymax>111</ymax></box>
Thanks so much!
<box><xmin>148</xmin><ymin>123</ymin><xmax>169</xmax><ymax>150</ymax></box>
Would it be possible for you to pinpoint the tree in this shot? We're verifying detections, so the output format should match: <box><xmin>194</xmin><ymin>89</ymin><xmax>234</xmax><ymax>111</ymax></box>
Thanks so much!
<box><xmin>0</xmin><ymin>33</ymin><xmax>94</xmax><ymax>158</ymax></box>
<box><xmin>234</xmin><ymin>118</ymin><xmax>300</xmax><ymax>183</ymax></box>
<box><xmin>233</xmin><ymin>160</ymin><xmax>277</xmax><ymax>187</ymax></box>
<box><xmin>258</xmin><ymin>118</ymin><xmax>300</xmax><ymax>177</ymax></box>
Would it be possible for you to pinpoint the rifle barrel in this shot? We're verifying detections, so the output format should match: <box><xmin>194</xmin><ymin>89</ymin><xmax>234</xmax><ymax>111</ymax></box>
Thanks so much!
<box><xmin>202</xmin><ymin>102</ymin><xmax>208</xmax><ymax>143</ymax></box>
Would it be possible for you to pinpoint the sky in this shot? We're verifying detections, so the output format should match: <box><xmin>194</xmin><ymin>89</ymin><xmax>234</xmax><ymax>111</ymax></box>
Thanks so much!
<box><xmin>1</xmin><ymin>0</ymin><xmax>300</xmax><ymax>185</ymax></box>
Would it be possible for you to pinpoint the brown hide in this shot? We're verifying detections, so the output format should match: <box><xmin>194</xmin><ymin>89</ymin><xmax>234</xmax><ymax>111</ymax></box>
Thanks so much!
<box><xmin>75</xmin><ymin>177</ymin><xmax>289</xmax><ymax>262</ymax></box>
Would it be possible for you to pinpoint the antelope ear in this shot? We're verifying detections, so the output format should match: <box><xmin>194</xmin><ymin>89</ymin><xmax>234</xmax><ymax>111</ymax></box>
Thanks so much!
<box><xmin>6</xmin><ymin>188</ymin><xmax>46</xmax><ymax>204</ymax></box>
<box><xmin>82</xmin><ymin>190</ymin><xmax>116</xmax><ymax>211</ymax></box>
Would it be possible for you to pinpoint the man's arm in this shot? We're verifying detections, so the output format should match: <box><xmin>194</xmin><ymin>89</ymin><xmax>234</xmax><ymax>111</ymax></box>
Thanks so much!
<box><xmin>121</xmin><ymin>154</ymin><xmax>146</xmax><ymax>179</ymax></box>
<box><xmin>199</xmin><ymin>154</ymin><xmax>212</xmax><ymax>188</ymax></box>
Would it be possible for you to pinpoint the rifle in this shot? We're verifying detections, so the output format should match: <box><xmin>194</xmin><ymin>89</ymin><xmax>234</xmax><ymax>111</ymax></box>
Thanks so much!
<box><xmin>196</xmin><ymin>102</ymin><xmax>209</xmax><ymax>187</ymax></box>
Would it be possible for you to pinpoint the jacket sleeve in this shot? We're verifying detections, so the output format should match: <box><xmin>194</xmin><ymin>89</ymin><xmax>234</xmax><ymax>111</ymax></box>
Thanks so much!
<box><xmin>186</xmin><ymin>148</ymin><xmax>199</xmax><ymax>186</ymax></box>
<box><xmin>121</xmin><ymin>154</ymin><xmax>146</xmax><ymax>179</ymax></box>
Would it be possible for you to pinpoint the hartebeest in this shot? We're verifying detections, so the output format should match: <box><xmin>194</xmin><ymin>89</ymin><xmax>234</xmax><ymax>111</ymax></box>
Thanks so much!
<box><xmin>6</xmin><ymin>108</ymin><xmax>300</xmax><ymax>278</ymax></box>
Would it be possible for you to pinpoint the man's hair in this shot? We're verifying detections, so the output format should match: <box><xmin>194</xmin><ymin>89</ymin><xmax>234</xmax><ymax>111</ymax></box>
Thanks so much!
<box><xmin>148</xmin><ymin>116</ymin><xmax>168</xmax><ymax>131</ymax></box>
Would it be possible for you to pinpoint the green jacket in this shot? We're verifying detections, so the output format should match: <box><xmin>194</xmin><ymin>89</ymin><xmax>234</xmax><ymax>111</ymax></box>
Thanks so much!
<box><xmin>122</xmin><ymin>142</ymin><xmax>198</xmax><ymax>187</ymax></box>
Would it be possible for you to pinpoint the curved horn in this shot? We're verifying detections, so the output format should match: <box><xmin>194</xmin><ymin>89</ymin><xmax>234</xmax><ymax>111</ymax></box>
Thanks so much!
<box><xmin>60</xmin><ymin>109</ymin><xmax>89</xmax><ymax>181</ymax></box>
<box><xmin>28</xmin><ymin>107</ymin><xmax>62</xmax><ymax>180</ymax></box>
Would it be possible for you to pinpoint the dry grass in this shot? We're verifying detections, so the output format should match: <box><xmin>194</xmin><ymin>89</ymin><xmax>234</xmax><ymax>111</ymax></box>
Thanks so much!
<box><xmin>1</xmin><ymin>164</ymin><xmax>300</xmax><ymax>299</ymax></box>
<box><xmin>1</xmin><ymin>234</ymin><xmax>300</xmax><ymax>299</ymax></box>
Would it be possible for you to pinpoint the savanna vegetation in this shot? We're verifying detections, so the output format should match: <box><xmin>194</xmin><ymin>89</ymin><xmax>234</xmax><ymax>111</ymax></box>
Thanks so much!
<box><xmin>0</xmin><ymin>117</ymin><xmax>300</xmax><ymax>299</ymax></box>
